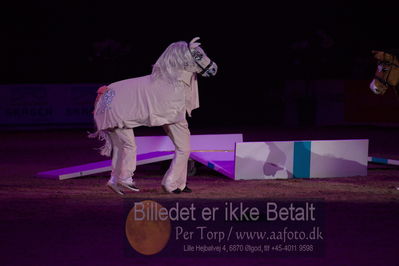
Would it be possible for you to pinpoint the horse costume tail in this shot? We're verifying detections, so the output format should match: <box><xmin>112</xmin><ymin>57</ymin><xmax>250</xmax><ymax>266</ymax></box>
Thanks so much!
<box><xmin>88</xmin><ymin>85</ymin><xmax>113</xmax><ymax>157</ymax></box>
<box><xmin>88</xmin><ymin>130</ymin><xmax>112</xmax><ymax>157</ymax></box>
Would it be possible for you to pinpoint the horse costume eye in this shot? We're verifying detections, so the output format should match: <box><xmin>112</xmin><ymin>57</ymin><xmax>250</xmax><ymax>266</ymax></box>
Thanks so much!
<box><xmin>192</xmin><ymin>50</ymin><xmax>203</xmax><ymax>61</ymax></box>
<box><xmin>379</xmin><ymin>65</ymin><xmax>389</xmax><ymax>72</ymax></box>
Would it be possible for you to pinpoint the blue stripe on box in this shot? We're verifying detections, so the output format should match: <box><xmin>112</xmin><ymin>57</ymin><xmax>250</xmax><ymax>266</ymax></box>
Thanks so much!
<box><xmin>293</xmin><ymin>141</ymin><xmax>311</xmax><ymax>178</ymax></box>
<box><xmin>371</xmin><ymin>157</ymin><xmax>388</xmax><ymax>164</ymax></box>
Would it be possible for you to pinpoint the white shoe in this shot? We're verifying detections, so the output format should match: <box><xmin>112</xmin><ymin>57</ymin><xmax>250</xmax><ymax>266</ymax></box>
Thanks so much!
<box><xmin>119</xmin><ymin>182</ymin><xmax>140</xmax><ymax>192</ymax></box>
<box><xmin>106</xmin><ymin>182</ymin><xmax>124</xmax><ymax>195</ymax></box>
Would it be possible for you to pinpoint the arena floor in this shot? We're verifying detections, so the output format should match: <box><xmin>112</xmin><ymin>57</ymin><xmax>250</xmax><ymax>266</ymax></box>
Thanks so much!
<box><xmin>1</xmin><ymin>125</ymin><xmax>398</xmax><ymax>265</ymax></box>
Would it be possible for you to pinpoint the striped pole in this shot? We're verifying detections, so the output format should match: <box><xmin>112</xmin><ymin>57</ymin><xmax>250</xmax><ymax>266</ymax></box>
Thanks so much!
<box><xmin>368</xmin><ymin>156</ymin><xmax>399</xmax><ymax>166</ymax></box>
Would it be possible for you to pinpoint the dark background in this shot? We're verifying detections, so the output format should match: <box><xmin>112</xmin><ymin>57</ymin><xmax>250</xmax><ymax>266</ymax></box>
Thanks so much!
<box><xmin>2</xmin><ymin>0</ymin><xmax>399</xmax><ymax>127</ymax></box>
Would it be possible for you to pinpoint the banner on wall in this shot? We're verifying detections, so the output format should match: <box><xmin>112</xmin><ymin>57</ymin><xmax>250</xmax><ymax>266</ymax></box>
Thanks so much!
<box><xmin>2</xmin><ymin>81</ymin><xmax>399</xmax><ymax>129</ymax></box>
<box><xmin>0</xmin><ymin>84</ymin><xmax>100</xmax><ymax>129</ymax></box>
<box><xmin>283</xmin><ymin>80</ymin><xmax>399</xmax><ymax>126</ymax></box>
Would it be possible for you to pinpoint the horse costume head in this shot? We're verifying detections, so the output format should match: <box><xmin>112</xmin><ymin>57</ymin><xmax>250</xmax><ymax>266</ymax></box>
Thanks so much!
<box><xmin>370</xmin><ymin>50</ymin><xmax>399</xmax><ymax>95</ymax></box>
<box><xmin>152</xmin><ymin>37</ymin><xmax>218</xmax><ymax>82</ymax></box>
<box><xmin>187</xmin><ymin>37</ymin><xmax>218</xmax><ymax>77</ymax></box>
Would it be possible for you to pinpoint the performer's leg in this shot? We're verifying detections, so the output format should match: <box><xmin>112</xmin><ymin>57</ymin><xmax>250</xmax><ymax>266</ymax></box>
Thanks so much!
<box><xmin>107</xmin><ymin>130</ymin><xmax>120</xmax><ymax>185</ymax></box>
<box><xmin>162</xmin><ymin>120</ymin><xmax>191</xmax><ymax>192</ymax></box>
<box><xmin>107</xmin><ymin>128</ymin><xmax>138</xmax><ymax>192</ymax></box>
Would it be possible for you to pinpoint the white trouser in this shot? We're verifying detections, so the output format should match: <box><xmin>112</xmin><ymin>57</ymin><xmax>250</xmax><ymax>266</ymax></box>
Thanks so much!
<box><xmin>107</xmin><ymin>120</ymin><xmax>191</xmax><ymax>191</ymax></box>
<box><xmin>108</xmin><ymin>128</ymin><xmax>137</xmax><ymax>186</ymax></box>
<box><xmin>162</xmin><ymin>120</ymin><xmax>191</xmax><ymax>191</ymax></box>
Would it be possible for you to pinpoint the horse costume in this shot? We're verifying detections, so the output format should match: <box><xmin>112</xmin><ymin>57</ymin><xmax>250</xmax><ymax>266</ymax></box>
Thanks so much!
<box><xmin>370</xmin><ymin>50</ymin><xmax>399</xmax><ymax>96</ymax></box>
<box><xmin>90</xmin><ymin>37</ymin><xmax>218</xmax><ymax>194</ymax></box>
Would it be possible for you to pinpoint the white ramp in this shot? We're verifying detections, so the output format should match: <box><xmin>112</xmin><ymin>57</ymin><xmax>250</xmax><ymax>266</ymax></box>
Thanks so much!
<box><xmin>36</xmin><ymin>151</ymin><xmax>175</xmax><ymax>180</ymax></box>
<box><xmin>36</xmin><ymin>134</ymin><xmax>243</xmax><ymax>180</ymax></box>
<box><xmin>189</xmin><ymin>134</ymin><xmax>242</xmax><ymax>179</ymax></box>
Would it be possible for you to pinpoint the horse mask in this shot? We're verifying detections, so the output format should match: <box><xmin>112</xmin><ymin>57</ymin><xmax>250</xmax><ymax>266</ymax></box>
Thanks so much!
<box><xmin>188</xmin><ymin>37</ymin><xmax>218</xmax><ymax>77</ymax></box>
<box><xmin>370</xmin><ymin>50</ymin><xmax>399</xmax><ymax>95</ymax></box>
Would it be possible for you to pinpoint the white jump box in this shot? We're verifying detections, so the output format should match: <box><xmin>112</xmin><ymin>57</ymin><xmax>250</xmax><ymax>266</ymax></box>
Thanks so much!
<box><xmin>37</xmin><ymin>135</ymin><xmax>369</xmax><ymax>180</ymax></box>
<box><xmin>235</xmin><ymin>139</ymin><xmax>369</xmax><ymax>180</ymax></box>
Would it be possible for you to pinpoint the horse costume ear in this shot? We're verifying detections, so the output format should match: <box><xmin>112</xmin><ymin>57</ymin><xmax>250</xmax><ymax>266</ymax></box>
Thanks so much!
<box><xmin>372</xmin><ymin>50</ymin><xmax>385</xmax><ymax>61</ymax></box>
<box><xmin>189</xmin><ymin>37</ymin><xmax>201</xmax><ymax>49</ymax></box>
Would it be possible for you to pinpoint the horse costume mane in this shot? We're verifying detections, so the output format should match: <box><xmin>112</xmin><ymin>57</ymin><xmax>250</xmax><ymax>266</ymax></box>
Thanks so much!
<box><xmin>370</xmin><ymin>50</ymin><xmax>399</xmax><ymax>96</ymax></box>
<box><xmin>151</xmin><ymin>41</ymin><xmax>194</xmax><ymax>83</ymax></box>
<box><xmin>90</xmin><ymin>37</ymin><xmax>218</xmax><ymax>156</ymax></box>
